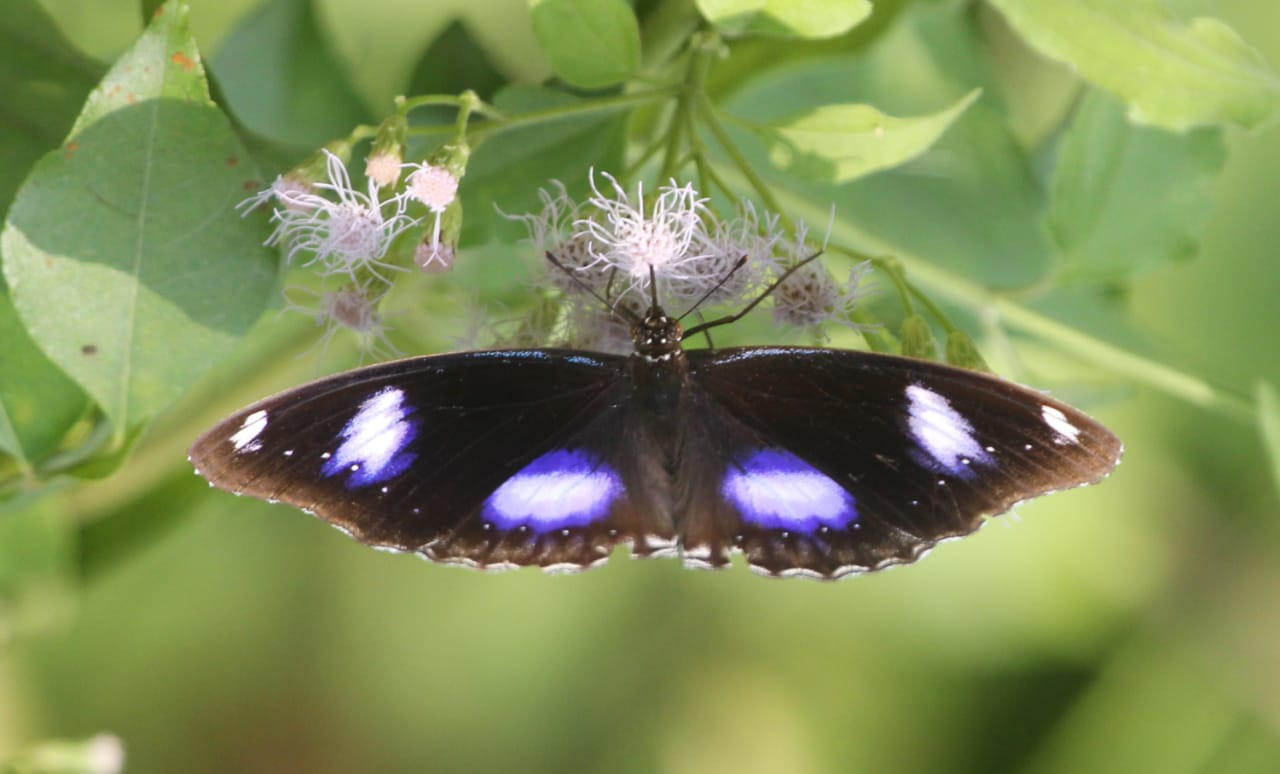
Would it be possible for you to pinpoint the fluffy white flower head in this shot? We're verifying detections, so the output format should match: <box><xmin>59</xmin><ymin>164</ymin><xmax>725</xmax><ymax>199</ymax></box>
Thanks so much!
<box><xmin>576</xmin><ymin>171</ymin><xmax>711</xmax><ymax>286</ymax></box>
<box><xmin>404</xmin><ymin>163</ymin><xmax>459</xmax><ymax>213</ymax></box>
<box><xmin>260</xmin><ymin>150</ymin><xmax>418</xmax><ymax>278</ymax></box>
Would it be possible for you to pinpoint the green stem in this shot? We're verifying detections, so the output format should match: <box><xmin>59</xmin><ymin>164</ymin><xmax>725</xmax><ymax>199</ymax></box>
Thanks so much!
<box><xmin>407</xmin><ymin>88</ymin><xmax>679</xmax><ymax>144</ymax></box>
<box><xmin>920</xmin><ymin>261</ymin><xmax>1251</xmax><ymax>421</ymax></box>
<box><xmin>697</xmin><ymin>100</ymin><xmax>793</xmax><ymax>233</ymax></box>
<box><xmin>776</xmin><ymin>191</ymin><xmax>1255</xmax><ymax>422</ymax></box>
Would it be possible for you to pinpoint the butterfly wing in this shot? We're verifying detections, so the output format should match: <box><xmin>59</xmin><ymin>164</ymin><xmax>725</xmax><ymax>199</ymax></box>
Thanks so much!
<box><xmin>189</xmin><ymin>350</ymin><xmax>677</xmax><ymax>572</ymax></box>
<box><xmin>681</xmin><ymin>347</ymin><xmax>1123</xmax><ymax>579</ymax></box>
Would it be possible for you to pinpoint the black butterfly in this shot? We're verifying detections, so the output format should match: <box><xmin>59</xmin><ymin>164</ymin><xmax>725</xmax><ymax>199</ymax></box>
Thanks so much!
<box><xmin>190</xmin><ymin>278</ymin><xmax>1122</xmax><ymax>579</ymax></box>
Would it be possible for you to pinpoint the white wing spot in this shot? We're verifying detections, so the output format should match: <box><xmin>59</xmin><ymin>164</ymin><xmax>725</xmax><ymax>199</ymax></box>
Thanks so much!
<box><xmin>905</xmin><ymin>385</ymin><xmax>990</xmax><ymax>473</ymax></box>
<box><xmin>230</xmin><ymin>410</ymin><xmax>268</xmax><ymax>453</ymax></box>
<box><xmin>1042</xmin><ymin>405</ymin><xmax>1082</xmax><ymax>444</ymax></box>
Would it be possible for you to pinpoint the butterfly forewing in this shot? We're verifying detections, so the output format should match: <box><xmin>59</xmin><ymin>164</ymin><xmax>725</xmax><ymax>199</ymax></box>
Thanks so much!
<box><xmin>189</xmin><ymin>350</ymin><xmax>676</xmax><ymax>572</ymax></box>
<box><xmin>684</xmin><ymin>347</ymin><xmax>1123</xmax><ymax>578</ymax></box>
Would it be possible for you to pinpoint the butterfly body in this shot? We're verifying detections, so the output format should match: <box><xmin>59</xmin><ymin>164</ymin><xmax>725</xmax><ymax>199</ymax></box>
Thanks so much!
<box><xmin>190</xmin><ymin>308</ymin><xmax>1121</xmax><ymax>580</ymax></box>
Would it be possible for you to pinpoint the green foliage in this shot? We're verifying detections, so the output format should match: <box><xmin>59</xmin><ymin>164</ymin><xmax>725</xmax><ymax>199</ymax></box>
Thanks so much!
<box><xmin>1047</xmin><ymin>89</ymin><xmax>1226</xmax><ymax>281</ymax></box>
<box><xmin>2</xmin><ymin>2</ymin><xmax>275</xmax><ymax>451</ymax></box>
<box><xmin>530</xmin><ymin>0</ymin><xmax>640</xmax><ymax>89</ymax></box>
<box><xmin>212</xmin><ymin>0</ymin><xmax>372</xmax><ymax>146</ymax></box>
<box><xmin>987</xmin><ymin>0</ymin><xmax>1280</xmax><ymax>131</ymax></box>
<box><xmin>759</xmin><ymin>88</ymin><xmax>981</xmax><ymax>183</ymax></box>
<box><xmin>697</xmin><ymin>0</ymin><xmax>871</xmax><ymax>38</ymax></box>
<box><xmin>2</xmin><ymin>0</ymin><xmax>1280</xmax><ymax>771</ymax></box>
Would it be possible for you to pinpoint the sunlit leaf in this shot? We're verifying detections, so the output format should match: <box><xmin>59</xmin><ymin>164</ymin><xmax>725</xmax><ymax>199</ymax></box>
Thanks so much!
<box><xmin>697</xmin><ymin>0</ymin><xmax>871</xmax><ymax>38</ymax></box>
<box><xmin>0</xmin><ymin>1</ymin><xmax>275</xmax><ymax>448</ymax></box>
<box><xmin>0</xmin><ymin>279</ymin><xmax>90</xmax><ymax>474</ymax></box>
<box><xmin>529</xmin><ymin>0</ymin><xmax>639</xmax><ymax>89</ymax></box>
<box><xmin>760</xmin><ymin>89</ymin><xmax>979</xmax><ymax>183</ymax></box>
<box><xmin>1047</xmin><ymin>89</ymin><xmax>1226</xmax><ymax>280</ymax></box>
<box><xmin>988</xmin><ymin>0</ymin><xmax>1280</xmax><ymax>131</ymax></box>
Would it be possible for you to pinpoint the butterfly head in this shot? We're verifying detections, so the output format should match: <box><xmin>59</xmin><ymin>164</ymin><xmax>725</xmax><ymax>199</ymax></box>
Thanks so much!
<box><xmin>632</xmin><ymin>306</ymin><xmax>684</xmax><ymax>361</ymax></box>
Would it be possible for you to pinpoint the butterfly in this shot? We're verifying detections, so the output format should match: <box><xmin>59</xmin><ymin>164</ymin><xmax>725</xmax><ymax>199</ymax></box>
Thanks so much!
<box><xmin>189</xmin><ymin>263</ymin><xmax>1122</xmax><ymax>580</ymax></box>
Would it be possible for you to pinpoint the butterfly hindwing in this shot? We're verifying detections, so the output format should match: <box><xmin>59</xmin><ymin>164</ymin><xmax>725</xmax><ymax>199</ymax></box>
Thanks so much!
<box><xmin>189</xmin><ymin>350</ymin><xmax>676</xmax><ymax>572</ymax></box>
<box><xmin>683</xmin><ymin>347</ymin><xmax>1123</xmax><ymax>578</ymax></box>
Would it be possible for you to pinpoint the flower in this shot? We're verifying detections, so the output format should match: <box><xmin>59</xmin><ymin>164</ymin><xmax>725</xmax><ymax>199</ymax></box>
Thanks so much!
<box><xmin>403</xmin><ymin>163</ymin><xmax>459</xmax><ymax>213</ymax></box>
<box><xmin>508</xmin><ymin>171</ymin><xmax>866</xmax><ymax>341</ymax></box>
<box><xmin>772</xmin><ymin>249</ymin><xmax>873</xmax><ymax>333</ymax></box>
<box><xmin>258</xmin><ymin>150</ymin><xmax>418</xmax><ymax>280</ymax></box>
<box><xmin>576</xmin><ymin>171</ymin><xmax>711</xmax><ymax>292</ymax></box>
<box><xmin>415</xmin><ymin>238</ymin><xmax>454</xmax><ymax>273</ymax></box>
<box><xmin>284</xmin><ymin>283</ymin><xmax>398</xmax><ymax>360</ymax></box>
<box><xmin>365</xmin><ymin>151</ymin><xmax>403</xmax><ymax>188</ymax></box>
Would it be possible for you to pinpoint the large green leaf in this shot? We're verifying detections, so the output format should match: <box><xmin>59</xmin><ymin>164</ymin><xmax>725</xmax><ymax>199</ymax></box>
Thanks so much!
<box><xmin>697</xmin><ymin>0</ymin><xmax>871</xmax><ymax>38</ymax></box>
<box><xmin>0</xmin><ymin>1</ymin><xmax>275</xmax><ymax>447</ymax></box>
<box><xmin>988</xmin><ymin>0</ymin><xmax>1280</xmax><ymax>131</ymax></box>
<box><xmin>212</xmin><ymin>0</ymin><xmax>371</xmax><ymax>146</ymax></box>
<box><xmin>760</xmin><ymin>89</ymin><xmax>980</xmax><ymax>183</ymax></box>
<box><xmin>529</xmin><ymin>0</ymin><xmax>639</xmax><ymax>89</ymax></box>
<box><xmin>1047</xmin><ymin>89</ymin><xmax>1226</xmax><ymax>280</ymax></box>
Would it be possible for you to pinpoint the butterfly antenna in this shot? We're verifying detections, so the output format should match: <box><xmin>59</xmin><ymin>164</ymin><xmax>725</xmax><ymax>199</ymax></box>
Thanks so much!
<box><xmin>676</xmin><ymin>255</ymin><xmax>749</xmax><ymax>322</ymax></box>
<box><xmin>546</xmin><ymin>252</ymin><xmax>640</xmax><ymax>324</ymax></box>
<box><xmin>648</xmin><ymin>265</ymin><xmax>660</xmax><ymax>311</ymax></box>
<box><xmin>683</xmin><ymin>250</ymin><xmax>825</xmax><ymax>338</ymax></box>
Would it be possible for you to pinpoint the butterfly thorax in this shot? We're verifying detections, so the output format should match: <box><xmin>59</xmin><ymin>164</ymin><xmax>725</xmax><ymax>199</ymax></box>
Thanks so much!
<box><xmin>632</xmin><ymin>306</ymin><xmax>684</xmax><ymax>363</ymax></box>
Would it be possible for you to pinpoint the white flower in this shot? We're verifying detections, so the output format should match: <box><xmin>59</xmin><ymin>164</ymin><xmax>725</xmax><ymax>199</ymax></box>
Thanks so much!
<box><xmin>772</xmin><ymin>250</ymin><xmax>873</xmax><ymax>333</ymax></box>
<box><xmin>403</xmin><ymin>163</ymin><xmax>459</xmax><ymax>213</ymax></box>
<box><xmin>283</xmin><ymin>283</ymin><xmax>398</xmax><ymax>360</ymax></box>
<box><xmin>365</xmin><ymin>151</ymin><xmax>402</xmax><ymax>188</ymax></box>
<box><xmin>672</xmin><ymin>201</ymin><xmax>783</xmax><ymax>309</ymax></box>
<box><xmin>260</xmin><ymin>150</ymin><xmax>418</xmax><ymax>279</ymax></box>
<box><xmin>576</xmin><ymin>171</ymin><xmax>712</xmax><ymax>291</ymax></box>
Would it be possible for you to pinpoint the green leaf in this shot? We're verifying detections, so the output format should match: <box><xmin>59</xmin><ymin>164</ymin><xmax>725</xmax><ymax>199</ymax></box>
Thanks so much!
<box><xmin>408</xmin><ymin>20</ymin><xmax>507</xmax><ymax>104</ymax></box>
<box><xmin>459</xmin><ymin>85</ymin><xmax>626</xmax><ymax>245</ymax></box>
<box><xmin>761</xmin><ymin>89</ymin><xmax>980</xmax><ymax>183</ymax></box>
<box><xmin>529</xmin><ymin>0</ymin><xmax>640</xmax><ymax>89</ymax></box>
<box><xmin>0</xmin><ymin>279</ymin><xmax>91</xmax><ymax>474</ymax></box>
<box><xmin>0</xmin><ymin>1</ymin><xmax>276</xmax><ymax>446</ymax></box>
<box><xmin>722</xmin><ymin>3</ymin><xmax>1052</xmax><ymax>288</ymax></box>
<box><xmin>899</xmin><ymin>314</ymin><xmax>938</xmax><ymax>360</ymax></box>
<box><xmin>945</xmin><ymin>330</ymin><xmax>989</xmax><ymax>372</ymax></box>
<box><xmin>212</xmin><ymin>0</ymin><xmax>371</xmax><ymax>147</ymax></box>
<box><xmin>987</xmin><ymin>0</ymin><xmax>1280</xmax><ymax>131</ymax></box>
<box><xmin>0</xmin><ymin>0</ymin><xmax>103</xmax><ymax>213</ymax></box>
<box><xmin>697</xmin><ymin>0</ymin><xmax>872</xmax><ymax>38</ymax></box>
<box><xmin>1258</xmin><ymin>381</ymin><xmax>1280</xmax><ymax>499</ymax></box>
<box><xmin>1047</xmin><ymin>89</ymin><xmax>1226</xmax><ymax>281</ymax></box>
<box><xmin>70</xmin><ymin>2</ymin><xmax>212</xmax><ymax>134</ymax></box>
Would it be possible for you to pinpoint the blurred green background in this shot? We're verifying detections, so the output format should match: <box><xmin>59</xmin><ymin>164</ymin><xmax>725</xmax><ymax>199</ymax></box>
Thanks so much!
<box><xmin>4</xmin><ymin>1</ymin><xmax>1280</xmax><ymax>772</ymax></box>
